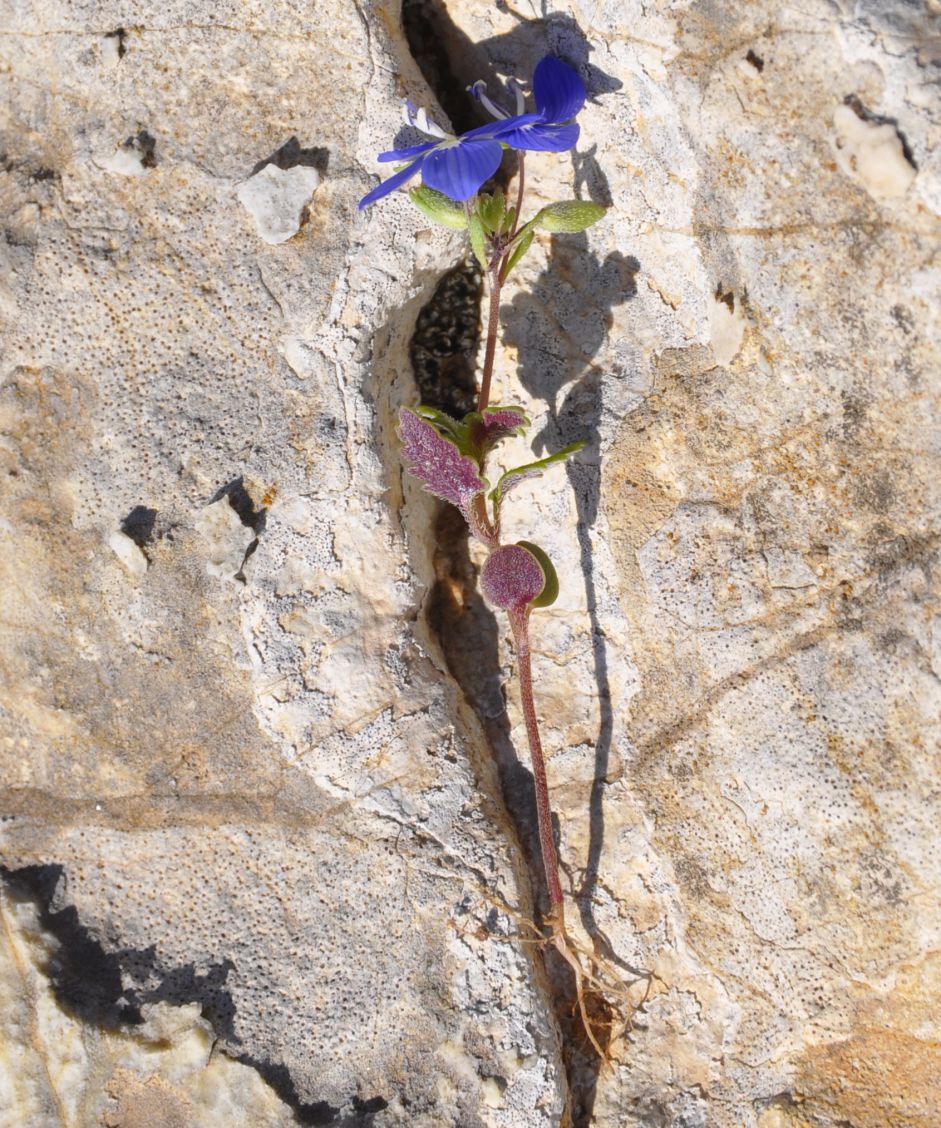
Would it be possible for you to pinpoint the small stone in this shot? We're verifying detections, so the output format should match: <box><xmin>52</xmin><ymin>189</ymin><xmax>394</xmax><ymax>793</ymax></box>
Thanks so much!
<box><xmin>108</xmin><ymin>530</ymin><xmax>148</xmax><ymax>576</ymax></box>
<box><xmin>237</xmin><ymin>164</ymin><xmax>321</xmax><ymax>245</ymax></box>
<box><xmin>831</xmin><ymin>103</ymin><xmax>916</xmax><ymax>200</ymax></box>
<box><xmin>195</xmin><ymin>498</ymin><xmax>253</xmax><ymax>580</ymax></box>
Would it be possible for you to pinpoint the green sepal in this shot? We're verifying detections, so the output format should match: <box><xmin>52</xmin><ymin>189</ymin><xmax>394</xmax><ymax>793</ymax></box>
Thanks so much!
<box><xmin>468</xmin><ymin>212</ymin><xmax>488</xmax><ymax>270</ymax></box>
<box><xmin>502</xmin><ymin>227</ymin><xmax>534</xmax><ymax>280</ymax></box>
<box><xmin>408</xmin><ymin>187</ymin><xmax>467</xmax><ymax>230</ymax></box>
<box><xmin>516</xmin><ymin>541</ymin><xmax>559</xmax><ymax>608</ymax></box>
<box><xmin>535</xmin><ymin>201</ymin><xmax>608</xmax><ymax>233</ymax></box>
<box><xmin>478</xmin><ymin>189</ymin><xmax>505</xmax><ymax>234</ymax></box>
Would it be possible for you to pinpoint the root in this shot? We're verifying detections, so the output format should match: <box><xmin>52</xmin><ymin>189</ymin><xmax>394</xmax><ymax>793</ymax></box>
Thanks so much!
<box><xmin>458</xmin><ymin>889</ymin><xmax>653</xmax><ymax>1065</ymax></box>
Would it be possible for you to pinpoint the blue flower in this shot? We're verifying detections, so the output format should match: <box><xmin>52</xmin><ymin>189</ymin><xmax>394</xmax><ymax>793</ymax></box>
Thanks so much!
<box><xmin>358</xmin><ymin>56</ymin><xmax>586</xmax><ymax>209</ymax></box>
<box><xmin>476</xmin><ymin>56</ymin><xmax>586</xmax><ymax>154</ymax></box>
<box><xmin>359</xmin><ymin>103</ymin><xmax>506</xmax><ymax>209</ymax></box>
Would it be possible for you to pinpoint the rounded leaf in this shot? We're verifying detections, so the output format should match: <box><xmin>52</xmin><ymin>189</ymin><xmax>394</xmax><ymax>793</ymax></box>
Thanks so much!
<box><xmin>515</xmin><ymin>541</ymin><xmax>559</xmax><ymax>607</ymax></box>
<box><xmin>480</xmin><ymin>544</ymin><xmax>546</xmax><ymax>611</ymax></box>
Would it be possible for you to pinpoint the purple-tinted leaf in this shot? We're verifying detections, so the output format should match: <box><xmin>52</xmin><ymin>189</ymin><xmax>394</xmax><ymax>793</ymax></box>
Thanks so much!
<box><xmin>398</xmin><ymin>408</ymin><xmax>486</xmax><ymax>508</ymax></box>
<box><xmin>466</xmin><ymin>405</ymin><xmax>529</xmax><ymax>460</ymax></box>
<box><xmin>480</xmin><ymin>544</ymin><xmax>546</xmax><ymax>611</ymax></box>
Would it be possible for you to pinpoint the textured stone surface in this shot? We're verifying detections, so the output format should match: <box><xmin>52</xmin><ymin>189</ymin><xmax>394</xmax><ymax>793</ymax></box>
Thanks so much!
<box><xmin>1</xmin><ymin>1</ymin><xmax>939</xmax><ymax>1126</ymax></box>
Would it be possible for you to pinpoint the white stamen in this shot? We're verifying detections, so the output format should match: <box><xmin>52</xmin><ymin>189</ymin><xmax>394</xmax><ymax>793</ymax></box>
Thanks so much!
<box><xmin>509</xmin><ymin>78</ymin><xmax>526</xmax><ymax>115</ymax></box>
<box><xmin>468</xmin><ymin>80</ymin><xmax>509</xmax><ymax>121</ymax></box>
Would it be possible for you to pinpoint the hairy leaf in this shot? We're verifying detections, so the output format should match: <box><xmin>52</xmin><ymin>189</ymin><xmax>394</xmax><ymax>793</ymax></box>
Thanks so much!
<box><xmin>466</xmin><ymin>405</ymin><xmax>530</xmax><ymax>459</ymax></box>
<box><xmin>409</xmin><ymin>186</ymin><xmax>467</xmax><ymax>230</ymax></box>
<box><xmin>480</xmin><ymin>543</ymin><xmax>546</xmax><ymax>611</ymax></box>
<box><xmin>398</xmin><ymin>408</ymin><xmax>486</xmax><ymax>509</ymax></box>
<box><xmin>536</xmin><ymin>200</ymin><xmax>607</xmax><ymax>233</ymax></box>
<box><xmin>516</xmin><ymin>541</ymin><xmax>559</xmax><ymax>607</ymax></box>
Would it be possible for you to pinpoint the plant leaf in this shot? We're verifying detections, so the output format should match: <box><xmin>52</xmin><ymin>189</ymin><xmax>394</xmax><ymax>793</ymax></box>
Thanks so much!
<box><xmin>468</xmin><ymin>213</ymin><xmax>488</xmax><ymax>270</ymax></box>
<box><xmin>488</xmin><ymin>440</ymin><xmax>585</xmax><ymax>505</ymax></box>
<box><xmin>398</xmin><ymin>408</ymin><xmax>486</xmax><ymax>510</ymax></box>
<box><xmin>464</xmin><ymin>405</ymin><xmax>530</xmax><ymax>459</ymax></box>
<box><xmin>480</xmin><ymin>544</ymin><xmax>546</xmax><ymax>611</ymax></box>
<box><xmin>409</xmin><ymin>186</ymin><xmax>468</xmax><ymax>230</ymax></box>
<box><xmin>502</xmin><ymin>227</ymin><xmax>533</xmax><ymax>280</ymax></box>
<box><xmin>535</xmin><ymin>201</ymin><xmax>607</xmax><ymax>233</ymax></box>
<box><xmin>478</xmin><ymin>189</ymin><xmax>505</xmax><ymax>233</ymax></box>
<box><xmin>516</xmin><ymin>541</ymin><xmax>559</xmax><ymax>607</ymax></box>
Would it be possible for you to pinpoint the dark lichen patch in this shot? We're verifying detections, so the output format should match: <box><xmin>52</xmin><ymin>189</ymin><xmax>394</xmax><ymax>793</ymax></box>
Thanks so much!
<box><xmin>410</xmin><ymin>258</ymin><xmax>482</xmax><ymax>419</ymax></box>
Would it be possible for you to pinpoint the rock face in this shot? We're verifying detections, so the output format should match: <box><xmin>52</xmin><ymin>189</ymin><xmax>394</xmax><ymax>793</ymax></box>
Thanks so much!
<box><xmin>0</xmin><ymin>1</ymin><xmax>938</xmax><ymax>1126</ymax></box>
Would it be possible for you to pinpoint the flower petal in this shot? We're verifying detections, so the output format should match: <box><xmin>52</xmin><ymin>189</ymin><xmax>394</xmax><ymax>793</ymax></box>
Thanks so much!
<box><xmin>377</xmin><ymin>141</ymin><xmax>438</xmax><ymax>163</ymax></box>
<box><xmin>494</xmin><ymin>121</ymin><xmax>580</xmax><ymax>152</ymax></box>
<box><xmin>421</xmin><ymin>138</ymin><xmax>504</xmax><ymax>201</ymax></box>
<box><xmin>532</xmin><ymin>56</ymin><xmax>585</xmax><ymax>123</ymax></box>
<box><xmin>358</xmin><ymin>153</ymin><xmax>426</xmax><ymax>209</ymax></box>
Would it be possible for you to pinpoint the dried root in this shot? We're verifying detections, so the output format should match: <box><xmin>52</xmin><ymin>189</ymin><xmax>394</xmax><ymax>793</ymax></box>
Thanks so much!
<box><xmin>461</xmin><ymin>890</ymin><xmax>652</xmax><ymax>1065</ymax></box>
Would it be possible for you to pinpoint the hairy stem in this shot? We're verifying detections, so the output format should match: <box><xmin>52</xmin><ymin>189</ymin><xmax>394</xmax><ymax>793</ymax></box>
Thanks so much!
<box><xmin>477</xmin><ymin>267</ymin><xmax>502</xmax><ymax>413</ymax></box>
<box><xmin>508</xmin><ymin>608</ymin><xmax>564</xmax><ymax>909</ymax></box>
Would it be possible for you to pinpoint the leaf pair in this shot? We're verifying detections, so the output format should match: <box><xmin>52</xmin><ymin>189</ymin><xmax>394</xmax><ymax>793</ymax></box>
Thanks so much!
<box><xmin>398</xmin><ymin>406</ymin><xmax>581</xmax><ymax>609</ymax></box>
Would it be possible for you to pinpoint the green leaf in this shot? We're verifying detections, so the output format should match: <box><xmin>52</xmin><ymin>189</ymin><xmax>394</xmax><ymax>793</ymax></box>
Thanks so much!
<box><xmin>516</xmin><ymin>541</ymin><xmax>559</xmax><ymax>608</ymax></box>
<box><xmin>501</xmin><ymin>228</ymin><xmax>533</xmax><ymax>280</ymax></box>
<box><xmin>414</xmin><ymin>405</ymin><xmax>466</xmax><ymax>441</ymax></box>
<box><xmin>535</xmin><ymin>201</ymin><xmax>608</xmax><ymax>233</ymax></box>
<box><xmin>477</xmin><ymin>189</ymin><xmax>505</xmax><ymax>234</ymax></box>
<box><xmin>488</xmin><ymin>440</ymin><xmax>586</xmax><ymax>505</ymax></box>
<box><xmin>408</xmin><ymin>187</ymin><xmax>467</xmax><ymax>230</ymax></box>
<box><xmin>468</xmin><ymin>213</ymin><xmax>488</xmax><ymax>270</ymax></box>
<box><xmin>502</xmin><ymin>205</ymin><xmax>517</xmax><ymax>234</ymax></box>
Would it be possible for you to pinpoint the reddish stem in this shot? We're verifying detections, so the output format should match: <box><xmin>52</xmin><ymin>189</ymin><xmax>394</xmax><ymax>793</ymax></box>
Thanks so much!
<box><xmin>509</xmin><ymin>607</ymin><xmax>564</xmax><ymax>909</ymax></box>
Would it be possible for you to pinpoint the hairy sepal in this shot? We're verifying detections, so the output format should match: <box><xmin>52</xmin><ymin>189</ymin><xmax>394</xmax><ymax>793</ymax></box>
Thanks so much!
<box><xmin>535</xmin><ymin>200</ymin><xmax>607</xmax><ymax>233</ymax></box>
<box><xmin>477</xmin><ymin>189</ymin><xmax>506</xmax><ymax>234</ymax></box>
<box><xmin>409</xmin><ymin>186</ymin><xmax>468</xmax><ymax>230</ymax></box>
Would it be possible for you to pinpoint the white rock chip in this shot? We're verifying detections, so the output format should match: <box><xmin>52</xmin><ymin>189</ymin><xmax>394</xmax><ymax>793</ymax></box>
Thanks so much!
<box><xmin>195</xmin><ymin>497</ymin><xmax>254</xmax><ymax>580</ymax></box>
<box><xmin>237</xmin><ymin>164</ymin><xmax>321</xmax><ymax>244</ymax></box>
<box><xmin>108</xmin><ymin>530</ymin><xmax>148</xmax><ymax>576</ymax></box>
<box><xmin>832</xmin><ymin>103</ymin><xmax>917</xmax><ymax>199</ymax></box>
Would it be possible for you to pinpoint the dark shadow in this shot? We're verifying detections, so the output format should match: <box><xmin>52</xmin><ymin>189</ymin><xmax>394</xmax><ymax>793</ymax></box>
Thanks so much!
<box><xmin>209</xmin><ymin>475</ymin><xmax>268</xmax><ymax>581</ymax></box>
<box><xmin>504</xmin><ymin>237</ymin><xmax>639</xmax><ymax>943</ymax></box>
<box><xmin>1</xmin><ymin>865</ymin><xmax>387</xmax><ymax>1127</ymax></box>
<box><xmin>120</xmin><ymin>504</ymin><xmax>157</xmax><ymax>549</ymax></box>
<box><xmin>251</xmin><ymin>136</ymin><xmax>330</xmax><ymax>178</ymax></box>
